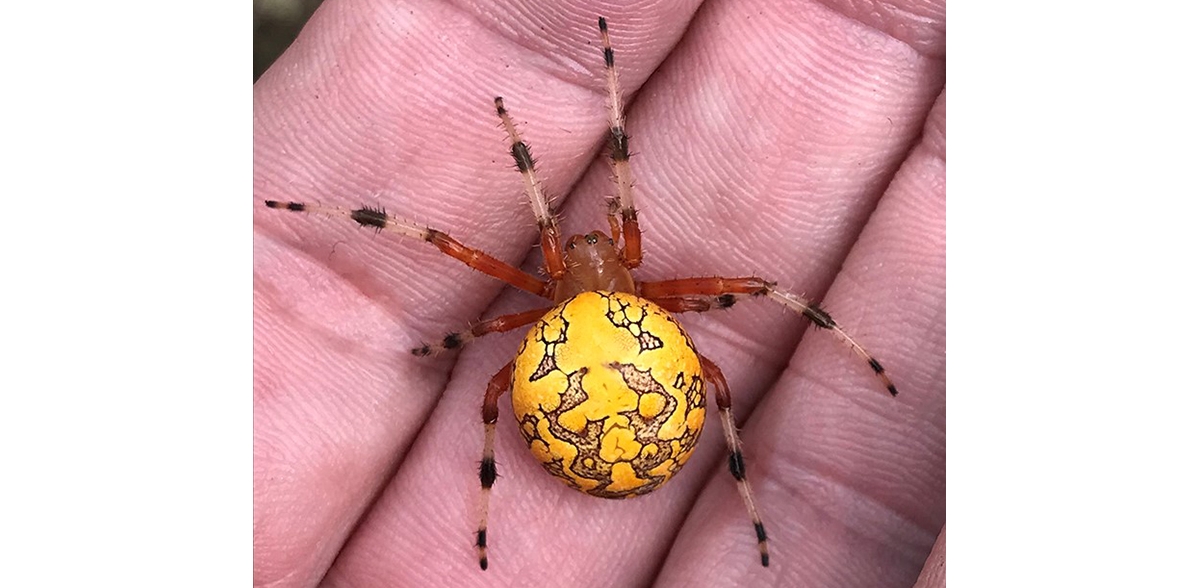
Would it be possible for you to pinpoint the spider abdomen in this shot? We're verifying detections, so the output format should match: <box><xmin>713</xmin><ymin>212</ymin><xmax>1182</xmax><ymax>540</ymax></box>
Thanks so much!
<box><xmin>511</xmin><ymin>291</ymin><xmax>706</xmax><ymax>498</ymax></box>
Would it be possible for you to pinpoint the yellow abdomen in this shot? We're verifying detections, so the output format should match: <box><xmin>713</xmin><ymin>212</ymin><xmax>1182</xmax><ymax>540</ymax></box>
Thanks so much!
<box><xmin>511</xmin><ymin>291</ymin><xmax>706</xmax><ymax>498</ymax></box>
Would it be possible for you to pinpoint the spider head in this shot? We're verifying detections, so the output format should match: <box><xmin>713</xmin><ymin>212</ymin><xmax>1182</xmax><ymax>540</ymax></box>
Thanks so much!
<box><xmin>554</xmin><ymin>231</ymin><xmax>635</xmax><ymax>301</ymax></box>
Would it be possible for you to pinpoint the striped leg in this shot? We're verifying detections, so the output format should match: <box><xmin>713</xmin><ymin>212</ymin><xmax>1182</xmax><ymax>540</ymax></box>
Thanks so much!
<box><xmin>493</xmin><ymin>97</ymin><xmax>566</xmax><ymax>279</ymax></box>
<box><xmin>597</xmin><ymin>17</ymin><xmax>642</xmax><ymax>268</ymax></box>
<box><xmin>263</xmin><ymin>201</ymin><xmax>553</xmax><ymax>298</ymax></box>
<box><xmin>640</xmin><ymin>277</ymin><xmax>899</xmax><ymax>397</ymax></box>
<box><xmin>411</xmin><ymin>307</ymin><xmax>550</xmax><ymax>356</ymax></box>
<box><xmin>477</xmin><ymin>360</ymin><xmax>514</xmax><ymax>571</ymax></box>
<box><xmin>699</xmin><ymin>355</ymin><xmax>769</xmax><ymax>567</ymax></box>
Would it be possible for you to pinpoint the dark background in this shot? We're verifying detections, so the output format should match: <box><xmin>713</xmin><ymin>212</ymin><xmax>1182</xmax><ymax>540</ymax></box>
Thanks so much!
<box><xmin>254</xmin><ymin>0</ymin><xmax>324</xmax><ymax>80</ymax></box>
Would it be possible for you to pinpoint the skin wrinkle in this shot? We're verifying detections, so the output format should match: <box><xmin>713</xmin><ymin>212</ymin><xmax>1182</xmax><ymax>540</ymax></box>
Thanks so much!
<box><xmin>260</xmin><ymin>229</ymin><xmax>471</xmax><ymax>332</ymax></box>
<box><xmin>755</xmin><ymin>443</ymin><xmax>932</xmax><ymax>553</ymax></box>
<box><xmin>444</xmin><ymin>0</ymin><xmax>700</xmax><ymax>106</ymax></box>
<box><xmin>255</xmin><ymin>250</ymin><xmax>410</xmax><ymax>382</ymax></box>
<box><xmin>452</xmin><ymin>5</ymin><xmax>628</xmax><ymax>95</ymax></box>
<box><xmin>810</xmin><ymin>0</ymin><xmax>946</xmax><ymax>58</ymax></box>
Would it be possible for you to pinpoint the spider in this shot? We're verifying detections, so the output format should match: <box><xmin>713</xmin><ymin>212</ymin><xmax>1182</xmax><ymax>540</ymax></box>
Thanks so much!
<box><xmin>264</xmin><ymin>17</ymin><xmax>897</xmax><ymax>571</ymax></box>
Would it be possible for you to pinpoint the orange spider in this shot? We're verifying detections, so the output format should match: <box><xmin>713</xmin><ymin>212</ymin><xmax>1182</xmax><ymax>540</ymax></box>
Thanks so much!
<box><xmin>265</xmin><ymin>16</ymin><xmax>896</xmax><ymax>571</ymax></box>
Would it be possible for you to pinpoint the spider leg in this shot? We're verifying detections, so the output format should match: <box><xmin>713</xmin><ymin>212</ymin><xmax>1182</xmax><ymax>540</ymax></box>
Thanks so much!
<box><xmin>640</xmin><ymin>277</ymin><xmax>898</xmax><ymax>397</ymax></box>
<box><xmin>493</xmin><ymin>97</ymin><xmax>566</xmax><ymax>280</ymax></box>
<box><xmin>477</xmin><ymin>360</ymin><xmax>514</xmax><ymax>571</ymax></box>
<box><xmin>643</xmin><ymin>294</ymin><xmax>739</xmax><ymax>314</ymax></box>
<box><xmin>411</xmin><ymin>307</ymin><xmax>550</xmax><ymax>356</ymax></box>
<box><xmin>699</xmin><ymin>355</ymin><xmax>769</xmax><ymax>567</ymax></box>
<box><xmin>597</xmin><ymin>17</ymin><xmax>641</xmax><ymax>268</ymax></box>
<box><xmin>264</xmin><ymin>201</ymin><xmax>553</xmax><ymax>298</ymax></box>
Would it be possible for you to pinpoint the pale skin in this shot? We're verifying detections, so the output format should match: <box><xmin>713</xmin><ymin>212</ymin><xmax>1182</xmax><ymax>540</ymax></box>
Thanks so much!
<box><xmin>254</xmin><ymin>0</ymin><xmax>945</xmax><ymax>586</ymax></box>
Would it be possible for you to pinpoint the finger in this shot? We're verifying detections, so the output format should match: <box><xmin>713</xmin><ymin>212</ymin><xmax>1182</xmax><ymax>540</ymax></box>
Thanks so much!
<box><xmin>659</xmin><ymin>91</ymin><xmax>946</xmax><ymax>585</ymax></box>
<box><xmin>254</xmin><ymin>1</ymin><xmax>701</xmax><ymax>587</ymax></box>
<box><xmin>548</xmin><ymin>0</ymin><xmax>942</xmax><ymax>581</ymax></box>
<box><xmin>914</xmin><ymin>526</ymin><xmax>947</xmax><ymax>588</ymax></box>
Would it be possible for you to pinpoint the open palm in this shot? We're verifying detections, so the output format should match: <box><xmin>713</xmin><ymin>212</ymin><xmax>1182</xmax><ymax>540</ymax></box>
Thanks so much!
<box><xmin>254</xmin><ymin>1</ymin><xmax>945</xmax><ymax>586</ymax></box>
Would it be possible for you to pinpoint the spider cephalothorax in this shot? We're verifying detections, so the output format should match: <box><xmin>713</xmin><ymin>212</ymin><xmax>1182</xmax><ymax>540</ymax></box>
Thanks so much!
<box><xmin>264</xmin><ymin>16</ymin><xmax>897</xmax><ymax>571</ymax></box>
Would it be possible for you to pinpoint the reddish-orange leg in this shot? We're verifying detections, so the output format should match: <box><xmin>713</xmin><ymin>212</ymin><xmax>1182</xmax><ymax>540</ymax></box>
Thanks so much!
<box><xmin>598</xmin><ymin>17</ymin><xmax>641</xmax><ymax>269</ymax></box>
<box><xmin>700</xmin><ymin>355</ymin><xmax>770</xmax><ymax>567</ymax></box>
<box><xmin>641</xmin><ymin>277</ymin><xmax>898</xmax><ymax>396</ymax></box>
<box><xmin>411</xmin><ymin>307</ymin><xmax>551</xmax><ymax>356</ymax></box>
<box><xmin>646</xmin><ymin>294</ymin><xmax>738</xmax><ymax>314</ymax></box>
<box><xmin>493</xmin><ymin>97</ymin><xmax>566</xmax><ymax>279</ymax></box>
<box><xmin>264</xmin><ymin>201</ymin><xmax>554</xmax><ymax>299</ymax></box>
<box><xmin>476</xmin><ymin>360</ymin><xmax>514</xmax><ymax>571</ymax></box>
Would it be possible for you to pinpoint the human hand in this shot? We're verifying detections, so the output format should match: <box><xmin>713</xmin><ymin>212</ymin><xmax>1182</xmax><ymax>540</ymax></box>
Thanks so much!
<box><xmin>254</xmin><ymin>1</ymin><xmax>945</xmax><ymax>586</ymax></box>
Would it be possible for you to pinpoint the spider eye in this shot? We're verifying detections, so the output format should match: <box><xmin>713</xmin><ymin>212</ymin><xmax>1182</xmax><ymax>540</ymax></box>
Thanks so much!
<box><xmin>608</xmin><ymin>237</ymin><xmax>614</xmax><ymax>245</ymax></box>
<box><xmin>567</xmin><ymin>241</ymin><xmax>576</xmax><ymax>250</ymax></box>
<box><xmin>585</xmin><ymin>233</ymin><xmax>599</xmax><ymax>245</ymax></box>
